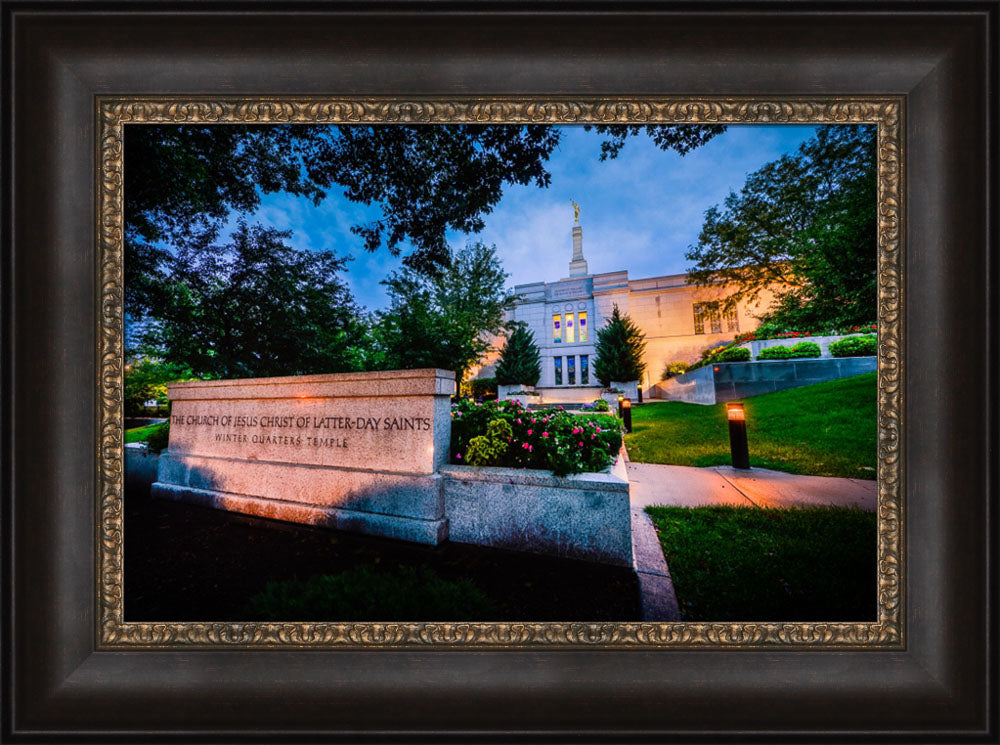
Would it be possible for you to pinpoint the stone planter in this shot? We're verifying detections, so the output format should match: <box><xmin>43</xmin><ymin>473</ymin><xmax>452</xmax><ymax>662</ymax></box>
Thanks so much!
<box><xmin>440</xmin><ymin>456</ymin><xmax>631</xmax><ymax>566</ymax></box>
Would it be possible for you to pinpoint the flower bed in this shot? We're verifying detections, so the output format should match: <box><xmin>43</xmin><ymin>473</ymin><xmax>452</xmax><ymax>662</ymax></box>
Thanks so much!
<box><xmin>450</xmin><ymin>399</ymin><xmax>623</xmax><ymax>477</ymax></box>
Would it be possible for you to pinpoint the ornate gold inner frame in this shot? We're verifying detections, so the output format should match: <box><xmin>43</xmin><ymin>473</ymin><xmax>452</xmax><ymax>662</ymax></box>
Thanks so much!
<box><xmin>98</xmin><ymin>98</ymin><xmax>903</xmax><ymax>648</ymax></box>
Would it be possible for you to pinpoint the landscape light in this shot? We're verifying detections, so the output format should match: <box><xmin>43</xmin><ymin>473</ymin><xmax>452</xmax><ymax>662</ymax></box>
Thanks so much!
<box><xmin>726</xmin><ymin>402</ymin><xmax>750</xmax><ymax>469</ymax></box>
<box><xmin>617</xmin><ymin>394</ymin><xmax>624</xmax><ymax>417</ymax></box>
<box><xmin>621</xmin><ymin>397</ymin><xmax>632</xmax><ymax>433</ymax></box>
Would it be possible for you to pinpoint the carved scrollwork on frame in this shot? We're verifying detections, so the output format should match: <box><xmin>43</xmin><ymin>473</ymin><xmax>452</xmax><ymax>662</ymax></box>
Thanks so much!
<box><xmin>97</xmin><ymin>98</ymin><xmax>904</xmax><ymax>648</ymax></box>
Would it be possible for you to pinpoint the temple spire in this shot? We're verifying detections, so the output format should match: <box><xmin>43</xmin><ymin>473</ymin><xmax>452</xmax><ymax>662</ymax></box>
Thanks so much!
<box><xmin>568</xmin><ymin>212</ymin><xmax>589</xmax><ymax>277</ymax></box>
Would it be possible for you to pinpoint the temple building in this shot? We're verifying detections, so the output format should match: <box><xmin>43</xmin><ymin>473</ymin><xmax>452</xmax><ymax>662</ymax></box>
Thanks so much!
<box><xmin>475</xmin><ymin>219</ymin><xmax>781</xmax><ymax>403</ymax></box>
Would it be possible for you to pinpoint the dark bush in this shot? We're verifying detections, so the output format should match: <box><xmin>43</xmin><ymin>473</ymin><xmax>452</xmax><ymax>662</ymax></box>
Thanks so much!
<box><xmin>145</xmin><ymin>421</ymin><xmax>170</xmax><ymax>453</ymax></box>
<box><xmin>829</xmin><ymin>335</ymin><xmax>877</xmax><ymax>357</ymax></box>
<box><xmin>245</xmin><ymin>565</ymin><xmax>497</xmax><ymax>621</ymax></box>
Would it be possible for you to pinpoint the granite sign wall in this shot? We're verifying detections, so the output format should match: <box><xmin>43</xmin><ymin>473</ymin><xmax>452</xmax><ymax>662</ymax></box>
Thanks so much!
<box><xmin>151</xmin><ymin>369</ymin><xmax>455</xmax><ymax>544</ymax></box>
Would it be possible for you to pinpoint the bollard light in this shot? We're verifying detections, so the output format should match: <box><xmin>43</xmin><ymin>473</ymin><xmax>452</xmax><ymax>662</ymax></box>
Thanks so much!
<box><xmin>617</xmin><ymin>394</ymin><xmax>624</xmax><ymax>417</ymax></box>
<box><xmin>622</xmin><ymin>397</ymin><xmax>632</xmax><ymax>433</ymax></box>
<box><xmin>726</xmin><ymin>402</ymin><xmax>750</xmax><ymax>469</ymax></box>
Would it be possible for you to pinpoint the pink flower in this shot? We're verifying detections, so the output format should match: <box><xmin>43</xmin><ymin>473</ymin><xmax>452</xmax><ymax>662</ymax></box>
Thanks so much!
<box><xmin>527</xmin><ymin>429</ymin><xmax>533</xmax><ymax>435</ymax></box>
<box><xmin>591</xmin><ymin>434</ymin><xmax>596</xmax><ymax>439</ymax></box>
<box><xmin>528</xmin><ymin>445</ymin><xmax>533</xmax><ymax>452</ymax></box>
<box><xmin>596</xmin><ymin>427</ymin><xmax>601</xmax><ymax>433</ymax></box>
<box><xmin>541</xmin><ymin>432</ymin><xmax>549</xmax><ymax>438</ymax></box>
<box><xmin>522</xmin><ymin>442</ymin><xmax>530</xmax><ymax>449</ymax></box>
<box><xmin>578</xmin><ymin>441</ymin><xmax>584</xmax><ymax>447</ymax></box>
<box><xmin>516</xmin><ymin>418</ymin><xmax>522</xmax><ymax>424</ymax></box>
<box><xmin>456</xmin><ymin>453</ymin><xmax>462</xmax><ymax>460</ymax></box>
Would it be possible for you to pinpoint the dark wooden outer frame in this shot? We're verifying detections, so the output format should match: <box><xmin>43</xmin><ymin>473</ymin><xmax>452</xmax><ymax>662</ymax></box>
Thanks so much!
<box><xmin>2</xmin><ymin>2</ymin><xmax>995</xmax><ymax>741</ymax></box>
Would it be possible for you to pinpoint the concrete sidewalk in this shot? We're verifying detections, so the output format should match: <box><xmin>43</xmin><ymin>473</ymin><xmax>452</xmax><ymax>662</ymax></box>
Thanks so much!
<box><xmin>627</xmin><ymin>462</ymin><xmax>877</xmax><ymax>511</ymax></box>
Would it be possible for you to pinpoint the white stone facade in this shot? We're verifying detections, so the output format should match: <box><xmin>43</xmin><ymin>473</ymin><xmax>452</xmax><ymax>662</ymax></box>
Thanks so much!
<box><xmin>477</xmin><ymin>223</ymin><xmax>780</xmax><ymax>402</ymax></box>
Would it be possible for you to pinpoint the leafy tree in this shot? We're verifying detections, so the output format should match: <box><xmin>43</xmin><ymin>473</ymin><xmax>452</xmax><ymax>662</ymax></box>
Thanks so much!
<box><xmin>125</xmin><ymin>123</ymin><xmax>729</xmax><ymax>317</ymax></box>
<box><xmin>125</xmin><ymin>124</ymin><xmax>560</xmax><ymax>315</ymax></box>
<box><xmin>685</xmin><ymin>125</ymin><xmax>877</xmax><ymax>329</ymax></box>
<box><xmin>592</xmin><ymin>305</ymin><xmax>647</xmax><ymax>386</ymax></box>
<box><xmin>375</xmin><ymin>242</ymin><xmax>511</xmax><ymax>383</ymax></box>
<box><xmin>494</xmin><ymin>323</ymin><xmax>541</xmax><ymax>387</ymax></box>
<box><xmin>123</xmin><ymin>358</ymin><xmax>193</xmax><ymax>416</ymax></box>
<box><xmin>138</xmin><ymin>221</ymin><xmax>365</xmax><ymax>379</ymax></box>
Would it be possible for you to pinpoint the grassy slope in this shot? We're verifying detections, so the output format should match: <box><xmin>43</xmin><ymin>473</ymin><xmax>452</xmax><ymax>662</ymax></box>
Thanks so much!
<box><xmin>626</xmin><ymin>372</ymin><xmax>877</xmax><ymax>478</ymax></box>
<box><xmin>646</xmin><ymin>504</ymin><xmax>877</xmax><ymax>622</ymax></box>
<box><xmin>124</xmin><ymin>422</ymin><xmax>165</xmax><ymax>444</ymax></box>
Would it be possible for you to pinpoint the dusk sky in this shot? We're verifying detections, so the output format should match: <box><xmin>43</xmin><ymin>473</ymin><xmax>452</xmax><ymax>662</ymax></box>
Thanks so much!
<box><xmin>229</xmin><ymin>124</ymin><xmax>820</xmax><ymax>311</ymax></box>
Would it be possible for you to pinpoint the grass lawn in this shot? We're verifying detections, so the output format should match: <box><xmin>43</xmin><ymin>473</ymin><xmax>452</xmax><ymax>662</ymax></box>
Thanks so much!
<box><xmin>646</xmin><ymin>504</ymin><xmax>877</xmax><ymax>622</ymax></box>
<box><xmin>124</xmin><ymin>422</ymin><xmax>165</xmax><ymax>443</ymax></box>
<box><xmin>626</xmin><ymin>372</ymin><xmax>876</xmax><ymax>478</ymax></box>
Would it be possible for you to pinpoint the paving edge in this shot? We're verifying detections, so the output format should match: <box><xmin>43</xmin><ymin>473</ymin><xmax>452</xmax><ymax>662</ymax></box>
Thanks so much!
<box><xmin>630</xmin><ymin>507</ymin><xmax>681</xmax><ymax>621</ymax></box>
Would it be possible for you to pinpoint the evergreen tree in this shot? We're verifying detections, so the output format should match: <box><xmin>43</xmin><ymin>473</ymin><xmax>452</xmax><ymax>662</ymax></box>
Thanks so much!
<box><xmin>592</xmin><ymin>305</ymin><xmax>647</xmax><ymax>386</ymax></box>
<box><xmin>494</xmin><ymin>324</ymin><xmax>541</xmax><ymax>386</ymax></box>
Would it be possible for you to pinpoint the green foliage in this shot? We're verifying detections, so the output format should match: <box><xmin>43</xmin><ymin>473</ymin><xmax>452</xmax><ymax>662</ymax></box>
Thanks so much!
<box><xmin>124</xmin><ymin>358</ymin><xmax>193</xmax><ymax>416</ymax></box>
<box><xmin>451</xmin><ymin>399</ymin><xmax>623</xmax><ymax>477</ymax></box>
<box><xmin>136</xmin><ymin>221</ymin><xmax>366</xmax><ymax>379</ymax></box>
<box><xmin>590</xmin><ymin>399</ymin><xmax>611</xmax><ymax>412</ymax></box>
<box><xmin>375</xmin><ymin>242</ymin><xmax>511</xmax><ymax>383</ymax></box>
<box><xmin>660</xmin><ymin>361</ymin><xmax>691</xmax><ymax>380</ymax></box>
<box><xmin>468</xmin><ymin>377</ymin><xmax>497</xmax><ymax>398</ymax></box>
<box><xmin>624</xmin><ymin>372</ymin><xmax>877</xmax><ymax>478</ymax></box>
<box><xmin>686</xmin><ymin>125</ymin><xmax>877</xmax><ymax>329</ymax></box>
<box><xmin>244</xmin><ymin>564</ymin><xmax>497</xmax><ymax>621</ymax></box>
<box><xmin>645</xmin><ymin>505</ymin><xmax>877</xmax><ymax>621</ymax></box>
<box><xmin>465</xmin><ymin>418</ymin><xmax>513</xmax><ymax>466</ymax></box>
<box><xmin>716</xmin><ymin>346</ymin><xmax>751</xmax><ymax>362</ymax></box>
<box><xmin>592</xmin><ymin>304</ymin><xmax>647</xmax><ymax>387</ymax></box>
<box><xmin>494</xmin><ymin>324</ymin><xmax>542</xmax><ymax>386</ymax></box>
<box><xmin>829</xmin><ymin>334</ymin><xmax>877</xmax><ymax>357</ymax></box>
<box><xmin>145</xmin><ymin>422</ymin><xmax>171</xmax><ymax>453</ymax></box>
<box><xmin>757</xmin><ymin>342</ymin><xmax>822</xmax><ymax>360</ymax></box>
<box><xmin>125</xmin><ymin>124</ymin><xmax>563</xmax><ymax>316</ymax></box>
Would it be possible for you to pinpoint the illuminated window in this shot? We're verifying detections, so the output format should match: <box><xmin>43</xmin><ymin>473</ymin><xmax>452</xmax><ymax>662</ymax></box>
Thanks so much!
<box><xmin>725</xmin><ymin>306</ymin><xmax>739</xmax><ymax>332</ymax></box>
<box><xmin>580</xmin><ymin>355</ymin><xmax>589</xmax><ymax>384</ymax></box>
<box><xmin>566</xmin><ymin>313</ymin><xmax>575</xmax><ymax>344</ymax></box>
<box><xmin>554</xmin><ymin>356</ymin><xmax>563</xmax><ymax>386</ymax></box>
<box><xmin>579</xmin><ymin>312</ymin><xmax>588</xmax><ymax>342</ymax></box>
<box><xmin>553</xmin><ymin>315</ymin><xmax>562</xmax><ymax>343</ymax></box>
<box><xmin>567</xmin><ymin>355</ymin><xmax>576</xmax><ymax>385</ymax></box>
<box><xmin>693</xmin><ymin>303</ymin><xmax>723</xmax><ymax>335</ymax></box>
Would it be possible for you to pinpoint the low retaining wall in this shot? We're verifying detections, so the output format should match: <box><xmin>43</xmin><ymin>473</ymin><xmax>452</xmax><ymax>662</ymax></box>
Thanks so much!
<box><xmin>125</xmin><ymin>442</ymin><xmax>160</xmax><ymax>499</ymax></box>
<box><xmin>441</xmin><ymin>456</ymin><xmax>632</xmax><ymax>566</ymax></box>
<box><xmin>656</xmin><ymin>357</ymin><xmax>876</xmax><ymax>404</ymax></box>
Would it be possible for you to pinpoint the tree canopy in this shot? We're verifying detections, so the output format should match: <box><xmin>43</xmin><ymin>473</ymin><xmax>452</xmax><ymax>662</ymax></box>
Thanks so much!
<box><xmin>592</xmin><ymin>305</ymin><xmax>647</xmax><ymax>386</ymax></box>
<box><xmin>136</xmin><ymin>221</ymin><xmax>365</xmax><ymax>379</ymax></box>
<box><xmin>685</xmin><ymin>125</ymin><xmax>877</xmax><ymax>329</ymax></box>
<box><xmin>494</xmin><ymin>323</ymin><xmax>542</xmax><ymax>387</ymax></box>
<box><xmin>374</xmin><ymin>242</ymin><xmax>511</xmax><ymax>383</ymax></box>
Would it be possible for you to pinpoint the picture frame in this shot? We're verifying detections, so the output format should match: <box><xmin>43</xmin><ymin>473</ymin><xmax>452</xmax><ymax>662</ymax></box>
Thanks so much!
<box><xmin>3</xmin><ymin>2</ymin><xmax>994</xmax><ymax>740</ymax></box>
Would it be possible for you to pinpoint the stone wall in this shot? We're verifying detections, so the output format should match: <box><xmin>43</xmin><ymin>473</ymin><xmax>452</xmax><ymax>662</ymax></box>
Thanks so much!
<box><xmin>441</xmin><ymin>456</ymin><xmax>632</xmax><ymax>566</ymax></box>
<box><xmin>654</xmin><ymin>357</ymin><xmax>876</xmax><ymax>404</ymax></box>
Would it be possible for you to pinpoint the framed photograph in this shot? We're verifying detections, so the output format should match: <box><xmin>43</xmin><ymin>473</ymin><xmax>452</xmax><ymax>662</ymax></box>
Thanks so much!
<box><xmin>3</xmin><ymin>2</ymin><xmax>994</xmax><ymax>741</ymax></box>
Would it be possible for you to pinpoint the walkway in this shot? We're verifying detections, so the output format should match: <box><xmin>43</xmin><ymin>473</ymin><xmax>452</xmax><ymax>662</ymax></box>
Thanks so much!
<box><xmin>627</xmin><ymin>462</ymin><xmax>877</xmax><ymax>511</ymax></box>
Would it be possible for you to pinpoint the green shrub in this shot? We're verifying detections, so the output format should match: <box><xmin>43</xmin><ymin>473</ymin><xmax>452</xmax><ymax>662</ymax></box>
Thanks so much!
<box><xmin>142</xmin><ymin>421</ymin><xmax>170</xmax><ymax>453</ymax></box>
<box><xmin>451</xmin><ymin>399</ymin><xmax>623</xmax><ymax>476</ymax></box>
<box><xmin>591</xmin><ymin>399</ymin><xmax>610</xmax><ymax>412</ymax></box>
<box><xmin>244</xmin><ymin>564</ymin><xmax>497</xmax><ymax>621</ymax></box>
<box><xmin>716</xmin><ymin>346</ymin><xmax>751</xmax><ymax>362</ymax></box>
<box><xmin>660</xmin><ymin>361</ymin><xmax>690</xmax><ymax>380</ymax></box>
<box><xmin>468</xmin><ymin>377</ymin><xmax>497</xmax><ymax>398</ymax></box>
<box><xmin>465</xmin><ymin>418</ymin><xmax>513</xmax><ymax>466</ymax></box>
<box><xmin>758</xmin><ymin>341</ymin><xmax>822</xmax><ymax>360</ymax></box>
<box><xmin>829</xmin><ymin>334</ymin><xmax>877</xmax><ymax>357</ymax></box>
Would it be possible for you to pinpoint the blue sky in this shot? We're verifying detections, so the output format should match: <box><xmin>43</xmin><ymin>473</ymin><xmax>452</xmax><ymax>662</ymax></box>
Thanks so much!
<box><xmin>233</xmin><ymin>125</ymin><xmax>819</xmax><ymax>311</ymax></box>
